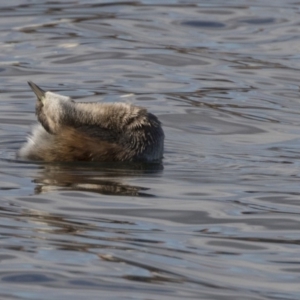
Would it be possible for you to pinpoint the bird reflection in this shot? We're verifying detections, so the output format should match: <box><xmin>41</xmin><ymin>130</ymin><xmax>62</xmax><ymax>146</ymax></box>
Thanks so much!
<box><xmin>32</xmin><ymin>162</ymin><xmax>163</xmax><ymax>196</ymax></box>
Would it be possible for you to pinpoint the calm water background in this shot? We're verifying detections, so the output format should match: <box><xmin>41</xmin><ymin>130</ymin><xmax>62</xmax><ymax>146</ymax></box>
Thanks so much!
<box><xmin>1</xmin><ymin>0</ymin><xmax>300</xmax><ymax>299</ymax></box>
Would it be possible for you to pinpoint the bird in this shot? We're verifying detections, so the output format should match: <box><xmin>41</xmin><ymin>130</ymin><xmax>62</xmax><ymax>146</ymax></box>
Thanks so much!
<box><xmin>18</xmin><ymin>82</ymin><xmax>164</xmax><ymax>162</ymax></box>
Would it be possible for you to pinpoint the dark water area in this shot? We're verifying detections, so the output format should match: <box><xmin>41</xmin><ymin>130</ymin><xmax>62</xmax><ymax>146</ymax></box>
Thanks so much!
<box><xmin>1</xmin><ymin>0</ymin><xmax>300</xmax><ymax>299</ymax></box>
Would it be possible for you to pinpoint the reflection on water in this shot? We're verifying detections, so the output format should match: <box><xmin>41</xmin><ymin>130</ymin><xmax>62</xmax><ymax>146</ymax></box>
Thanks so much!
<box><xmin>1</xmin><ymin>0</ymin><xmax>300</xmax><ymax>299</ymax></box>
<box><xmin>33</xmin><ymin>163</ymin><xmax>162</xmax><ymax>196</ymax></box>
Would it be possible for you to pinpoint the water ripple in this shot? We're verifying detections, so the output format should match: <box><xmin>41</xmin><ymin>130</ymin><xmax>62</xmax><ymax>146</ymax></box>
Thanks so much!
<box><xmin>1</xmin><ymin>1</ymin><xmax>300</xmax><ymax>300</ymax></box>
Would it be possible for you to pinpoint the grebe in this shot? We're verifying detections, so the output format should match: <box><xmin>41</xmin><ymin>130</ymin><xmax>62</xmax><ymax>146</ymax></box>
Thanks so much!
<box><xmin>18</xmin><ymin>82</ymin><xmax>164</xmax><ymax>162</ymax></box>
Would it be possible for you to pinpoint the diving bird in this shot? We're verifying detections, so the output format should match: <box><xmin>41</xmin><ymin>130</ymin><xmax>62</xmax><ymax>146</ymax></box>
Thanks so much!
<box><xmin>18</xmin><ymin>82</ymin><xmax>164</xmax><ymax>162</ymax></box>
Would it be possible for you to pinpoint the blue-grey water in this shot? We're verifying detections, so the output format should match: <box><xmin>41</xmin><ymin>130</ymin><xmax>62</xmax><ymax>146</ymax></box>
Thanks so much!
<box><xmin>1</xmin><ymin>1</ymin><xmax>300</xmax><ymax>299</ymax></box>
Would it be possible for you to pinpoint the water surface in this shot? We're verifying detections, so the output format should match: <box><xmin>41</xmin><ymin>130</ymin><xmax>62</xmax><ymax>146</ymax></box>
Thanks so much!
<box><xmin>1</xmin><ymin>1</ymin><xmax>300</xmax><ymax>299</ymax></box>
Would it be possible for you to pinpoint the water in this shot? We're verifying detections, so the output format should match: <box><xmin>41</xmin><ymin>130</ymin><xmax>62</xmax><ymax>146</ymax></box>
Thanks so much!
<box><xmin>1</xmin><ymin>0</ymin><xmax>300</xmax><ymax>299</ymax></box>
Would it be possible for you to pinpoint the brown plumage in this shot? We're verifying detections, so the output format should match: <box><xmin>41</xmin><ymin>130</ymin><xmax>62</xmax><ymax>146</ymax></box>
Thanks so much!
<box><xmin>18</xmin><ymin>82</ymin><xmax>164</xmax><ymax>162</ymax></box>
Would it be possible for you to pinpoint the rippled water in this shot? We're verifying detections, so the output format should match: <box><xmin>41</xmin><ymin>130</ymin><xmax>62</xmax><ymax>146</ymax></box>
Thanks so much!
<box><xmin>1</xmin><ymin>1</ymin><xmax>300</xmax><ymax>299</ymax></box>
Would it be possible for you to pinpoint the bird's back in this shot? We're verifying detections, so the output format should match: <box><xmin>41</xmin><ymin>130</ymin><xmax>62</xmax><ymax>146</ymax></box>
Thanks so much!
<box><xmin>19</xmin><ymin>100</ymin><xmax>164</xmax><ymax>162</ymax></box>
